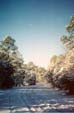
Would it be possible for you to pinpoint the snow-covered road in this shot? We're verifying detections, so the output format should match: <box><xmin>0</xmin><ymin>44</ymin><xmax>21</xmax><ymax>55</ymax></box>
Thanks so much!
<box><xmin>0</xmin><ymin>85</ymin><xmax>74</xmax><ymax>113</ymax></box>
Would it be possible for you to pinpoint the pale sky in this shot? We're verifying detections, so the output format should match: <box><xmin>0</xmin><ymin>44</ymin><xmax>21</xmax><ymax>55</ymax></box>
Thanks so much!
<box><xmin>0</xmin><ymin>0</ymin><xmax>74</xmax><ymax>68</ymax></box>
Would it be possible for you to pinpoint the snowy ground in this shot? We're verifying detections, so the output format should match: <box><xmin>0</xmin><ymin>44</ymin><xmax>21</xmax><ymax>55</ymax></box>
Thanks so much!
<box><xmin>0</xmin><ymin>85</ymin><xmax>74</xmax><ymax>113</ymax></box>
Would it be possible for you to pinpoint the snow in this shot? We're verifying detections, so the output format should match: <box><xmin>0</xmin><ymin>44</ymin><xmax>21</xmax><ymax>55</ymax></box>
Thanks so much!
<box><xmin>0</xmin><ymin>85</ymin><xmax>74</xmax><ymax>113</ymax></box>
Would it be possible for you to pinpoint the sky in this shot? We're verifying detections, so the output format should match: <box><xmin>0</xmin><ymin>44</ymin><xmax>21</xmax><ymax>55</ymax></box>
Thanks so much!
<box><xmin>0</xmin><ymin>0</ymin><xmax>74</xmax><ymax>68</ymax></box>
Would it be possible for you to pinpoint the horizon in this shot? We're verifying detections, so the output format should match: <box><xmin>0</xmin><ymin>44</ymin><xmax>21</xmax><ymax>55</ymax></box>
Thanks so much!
<box><xmin>0</xmin><ymin>0</ymin><xmax>74</xmax><ymax>68</ymax></box>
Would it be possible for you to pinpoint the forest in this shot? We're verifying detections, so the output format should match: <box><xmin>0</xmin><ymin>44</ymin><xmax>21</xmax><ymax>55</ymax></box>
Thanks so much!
<box><xmin>0</xmin><ymin>16</ymin><xmax>74</xmax><ymax>95</ymax></box>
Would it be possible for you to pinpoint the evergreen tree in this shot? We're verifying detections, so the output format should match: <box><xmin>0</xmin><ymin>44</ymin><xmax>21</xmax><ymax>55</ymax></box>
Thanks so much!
<box><xmin>61</xmin><ymin>16</ymin><xmax>74</xmax><ymax>50</ymax></box>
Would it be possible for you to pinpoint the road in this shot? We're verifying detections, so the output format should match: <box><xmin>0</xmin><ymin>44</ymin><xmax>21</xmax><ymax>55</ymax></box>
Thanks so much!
<box><xmin>0</xmin><ymin>85</ymin><xmax>74</xmax><ymax>113</ymax></box>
